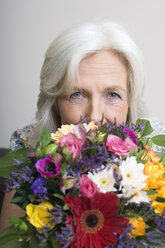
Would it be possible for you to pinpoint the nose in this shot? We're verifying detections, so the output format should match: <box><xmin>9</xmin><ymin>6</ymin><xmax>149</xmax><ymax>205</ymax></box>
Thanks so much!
<box><xmin>85</xmin><ymin>98</ymin><xmax>104</xmax><ymax>124</ymax></box>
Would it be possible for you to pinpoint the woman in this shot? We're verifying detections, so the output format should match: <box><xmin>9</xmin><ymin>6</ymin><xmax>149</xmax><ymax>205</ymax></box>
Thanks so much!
<box><xmin>0</xmin><ymin>21</ymin><xmax>147</xmax><ymax>230</ymax></box>
<box><xmin>9</xmin><ymin>21</ymin><xmax>145</xmax><ymax>151</ymax></box>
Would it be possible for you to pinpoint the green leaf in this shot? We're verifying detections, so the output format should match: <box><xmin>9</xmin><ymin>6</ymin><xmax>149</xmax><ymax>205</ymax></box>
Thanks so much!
<box><xmin>21</xmin><ymin>200</ymin><xmax>29</xmax><ymax>210</ymax></box>
<box><xmin>16</xmin><ymin>189</ymin><xmax>26</xmax><ymax>196</ymax></box>
<box><xmin>100</xmin><ymin>114</ymin><xmax>104</xmax><ymax>126</ymax></box>
<box><xmin>8</xmin><ymin>217</ymin><xmax>28</xmax><ymax>231</ymax></box>
<box><xmin>50</xmin><ymin>235</ymin><xmax>61</xmax><ymax>248</ymax></box>
<box><xmin>151</xmin><ymin>134</ymin><xmax>165</xmax><ymax>147</ymax></box>
<box><xmin>86</xmin><ymin>136</ymin><xmax>94</xmax><ymax>143</ymax></box>
<box><xmin>63</xmin><ymin>203</ymin><xmax>69</xmax><ymax>210</ymax></box>
<box><xmin>129</xmin><ymin>147</ymin><xmax>136</xmax><ymax>157</ymax></box>
<box><xmin>8</xmin><ymin>216</ymin><xmax>22</xmax><ymax>225</ymax></box>
<box><xmin>28</xmin><ymin>233</ymin><xmax>40</xmax><ymax>248</ymax></box>
<box><xmin>157</xmin><ymin>152</ymin><xmax>165</xmax><ymax>166</ymax></box>
<box><xmin>135</xmin><ymin>150</ymin><xmax>145</xmax><ymax>161</ymax></box>
<box><xmin>155</xmin><ymin>197</ymin><xmax>165</xmax><ymax>203</ymax></box>
<box><xmin>137</xmin><ymin>204</ymin><xmax>147</xmax><ymax>216</ymax></box>
<box><xmin>162</xmin><ymin>157</ymin><xmax>165</xmax><ymax>166</ymax></box>
<box><xmin>0</xmin><ymin>233</ymin><xmax>21</xmax><ymax>246</ymax></box>
<box><xmin>0</xmin><ymin>226</ymin><xmax>25</xmax><ymax>248</ymax></box>
<box><xmin>53</xmin><ymin>193</ymin><xmax>64</xmax><ymax>200</ymax></box>
<box><xmin>0</xmin><ymin>148</ymin><xmax>34</xmax><ymax>178</ymax></box>
<box><xmin>51</xmin><ymin>241</ymin><xmax>61</xmax><ymax>248</ymax></box>
<box><xmin>146</xmin><ymin>190</ymin><xmax>158</xmax><ymax>195</ymax></box>
<box><xmin>11</xmin><ymin>196</ymin><xmax>24</xmax><ymax>204</ymax></box>
<box><xmin>136</xmin><ymin>119</ymin><xmax>154</xmax><ymax>136</ymax></box>
<box><xmin>40</xmin><ymin>127</ymin><xmax>51</xmax><ymax>149</ymax></box>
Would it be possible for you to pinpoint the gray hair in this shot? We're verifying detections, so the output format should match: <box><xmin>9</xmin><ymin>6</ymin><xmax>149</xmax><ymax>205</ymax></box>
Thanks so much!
<box><xmin>30</xmin><ymin>22</ymin><xmax>146</xmax><ymax>145</ymax></box>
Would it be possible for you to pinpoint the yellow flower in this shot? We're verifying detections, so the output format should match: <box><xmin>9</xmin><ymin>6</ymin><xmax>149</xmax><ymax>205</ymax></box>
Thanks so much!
<box><xmin>51</xmin><ymin>122</ymin><xmax>97</xmax><ymax>143</ymax></box>
<box><xmin>88</xmin><ymin>121</ymin><xmax>97</xmax><ymax>130</ymax></box>
<box><xmin>143</xmin><ymin>160</ymin><xmax>165</xmax><ymax>190</ymax></box>
<box><xmin>129</xmin><ymin>216</ymin><xmax>145</xmax><ymax>237</ymax></box>
<box><xmin>151</xmin><ymin>186</ymin><xmax>165</xmax><ymax>214</ymax></box>
<box><xmin>51</xmin><ymin>124</ymin><xmax>74</xmax><ymax>143</ymax></box>
<box><xmin>26</xmin><ymin>202</ymin><xmax>54</xmax><ymax>230</ymax></box>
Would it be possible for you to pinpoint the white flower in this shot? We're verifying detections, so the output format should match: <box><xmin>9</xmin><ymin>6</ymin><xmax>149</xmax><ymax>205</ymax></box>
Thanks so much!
<box><xmin>88</xmin><ymin>167</ymin><xmax>116</xmax><ymax>193</ymax></box>
<box><xmin>119</xmin><ymin>156</ymin><xmax>147</xmax><ymax>189</ymax></box>
<box><xmin>73</xmin><ymin>123</ymin><xmax>89</xmax><ymax>139</ymax></box>
<box><xmin>122</xmin><ymin>186</ymin><xmax>150</xmax><ymax>204</ymax></box>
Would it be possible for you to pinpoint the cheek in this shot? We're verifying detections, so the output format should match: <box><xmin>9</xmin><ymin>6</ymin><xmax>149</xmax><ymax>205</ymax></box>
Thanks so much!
<box><xmin>117</xmin><ymin>106</ymin><xmax>128</xmax><ymax>124</ymax></box>
<box><xmin>105</xmin><ymin>103</ymin><xmax>128</xmax><ymax>125</ymax></box>
<box><xmin>58</xmin><ymin>101</ymin><xmax>85</xmax><ymax>124</ymax></box>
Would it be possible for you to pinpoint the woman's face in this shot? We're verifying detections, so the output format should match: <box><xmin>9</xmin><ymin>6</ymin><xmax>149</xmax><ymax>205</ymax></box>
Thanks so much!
<box><xmin>57</xmin><ymin>50</ymin><xmax>129</xmax><ymax>125</ymax></box>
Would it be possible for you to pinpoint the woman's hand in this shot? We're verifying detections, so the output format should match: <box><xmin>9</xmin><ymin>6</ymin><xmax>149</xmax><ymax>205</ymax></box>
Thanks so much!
<box><xmin>0</xmin><ymin>191</ymin><xmax>25</xmax><ymax>231</ymax></box>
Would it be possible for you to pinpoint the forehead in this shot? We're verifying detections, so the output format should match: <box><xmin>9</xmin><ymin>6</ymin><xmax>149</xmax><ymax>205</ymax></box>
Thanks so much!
<box><xmin>75</xmin><ymin>50</ymin><xmax>128</xmax><ymax>89</ymax></box>
<box><xmin>79</xmin><ymin>50</ymin><xmax>128</xmax><ymax>72</ymax></box>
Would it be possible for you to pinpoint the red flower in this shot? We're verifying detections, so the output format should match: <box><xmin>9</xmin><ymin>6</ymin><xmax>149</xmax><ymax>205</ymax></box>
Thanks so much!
<box><xmin>64</xmin><ymin>193</ymin><xmax>128</xmax><ymax>248</ymax></box>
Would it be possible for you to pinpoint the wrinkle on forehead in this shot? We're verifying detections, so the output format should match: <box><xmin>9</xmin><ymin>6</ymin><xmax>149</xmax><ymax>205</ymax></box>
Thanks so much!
<box><xmin>76</xmin><ymin>50</ymin><xmax>128</xmax><ymax>90</ymax></box>
<box><xmin>80</xmin><ymin>50</ymin><xmax>129</xmax><ymax>69</ymax></box>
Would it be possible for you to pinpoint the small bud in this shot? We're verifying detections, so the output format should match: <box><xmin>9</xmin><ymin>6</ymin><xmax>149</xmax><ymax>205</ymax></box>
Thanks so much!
<box><xmin>97</xmin><ymin>132</ymin><xmax>106</xmax><ymax>142</ymax></box>
<box><xmin>35</xmin><ymin>147</ymin><xmax>44</xmax><ymax>158</ymax></box>
<box><xmin>53</xmin><ymin>153</ymin><xmax>63</xmax><ymax>163</ymax></box>
<box><xmin>62</xmin><ymin>147</ymin><xmax>69</xmax><ymax>158</ymax></box>
<box><xmin>45</xmin><ymin>143</ymin><xmax>59</xmax><ymax>156</ymax></box>
<box><xmin>60</xmin><ymin>173</ymin><xmax>78</xmax><ymax>194</ymax></box>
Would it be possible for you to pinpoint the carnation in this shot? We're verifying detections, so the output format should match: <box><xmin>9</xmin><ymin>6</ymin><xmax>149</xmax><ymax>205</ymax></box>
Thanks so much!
<box><xmin>106</xmin><ymin>135</ymin><xmax>138</xmax><ymax>156</ymax></box>
<box><xmin>59</xmin><ymin>133</ymin><xmax>84</xmax><ymax>160</ymax></box>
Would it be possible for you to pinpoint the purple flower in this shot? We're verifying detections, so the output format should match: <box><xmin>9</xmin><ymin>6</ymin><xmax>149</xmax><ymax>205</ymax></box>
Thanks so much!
<box><xmin>28</xmin><ymin>152</ymin><xmax>36</xmax><ymax>158</ymax></box>
<box><xmin>55</xmin><ymin>220</ymin><xmax>73</xmax><ymax>248</ymax></box>
<box><xmin>31</xmin><ymin>177</ymin><xmax>48</xmax><ymax>197</ymax></box>
<box><xmin>6</xmin><ymin>166</ymin><xmax>34</xmax><ymax>191</ymax></box>
<box><xmin>124</xmin><ymin>128</ymin><xmax>138</xmax><ymax>145</ymax></box>
<box><xmin>35</xmin><ymin>155</ymin><xmax>61</xmax><ymax>178</ymax></box>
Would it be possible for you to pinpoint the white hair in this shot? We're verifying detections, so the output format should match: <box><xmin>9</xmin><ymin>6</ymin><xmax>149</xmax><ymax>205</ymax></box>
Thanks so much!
<box><xmin>30</xmin><ymin>21</ymin><xmax>146</xmax><ymax>145</ymax></box>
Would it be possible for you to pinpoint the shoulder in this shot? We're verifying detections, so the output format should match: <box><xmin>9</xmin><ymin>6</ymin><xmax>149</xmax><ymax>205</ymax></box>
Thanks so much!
<box><xmin>9</xmin><ymin>125</ymin><xmax>33</xmax><ymax>151</ymax></box>
<box><xmin>150</xmin><ymin>120</ymin><xmax>165</xmax><ymax>152</ymax></box>
<box><xmin>151</xmin><ymin>120</ymin><xmax>165</xmax><ymax>135</ymax></box>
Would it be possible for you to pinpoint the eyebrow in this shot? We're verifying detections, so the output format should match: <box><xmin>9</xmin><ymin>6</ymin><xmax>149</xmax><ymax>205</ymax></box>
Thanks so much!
<box><xmin>72</xmin><ymin>86</ymin><xmax>127</xmax><ymax>94</ymax></box>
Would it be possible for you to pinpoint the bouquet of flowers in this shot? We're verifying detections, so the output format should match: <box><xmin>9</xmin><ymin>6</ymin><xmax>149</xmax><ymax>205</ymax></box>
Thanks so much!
<box><xmin>0</xmin><ymin>118</ymin><xmax>165</xmax><ymax>248</ymax></box>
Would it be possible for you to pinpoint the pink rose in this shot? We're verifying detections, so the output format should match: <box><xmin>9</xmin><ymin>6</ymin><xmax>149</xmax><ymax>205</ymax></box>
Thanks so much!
<box><xmin>106</xmin><ymin>134</ymin><xmax>138</xmax><ymax>156</ymax></box>
<box><xmin>59</xmin><ymin>133</ymin><xmax>84</xmax><ymax>160</ymax></box>
<box><xmin>80</xmin><ymin>174</ymin><xmax>99</xmax><ymax>198</ymax></box>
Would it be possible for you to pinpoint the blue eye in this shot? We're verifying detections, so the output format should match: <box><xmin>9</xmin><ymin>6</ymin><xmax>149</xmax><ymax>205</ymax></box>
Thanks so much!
<box><xmin>68</xmin><ymin>91</ymin><xmax>85</xmax><ymax>103</ymax></box>
<box><xmin>70</xmin><ymin>92</ymin><xmax>82</xmax><ymax>99</ymax></box>
<box><xmin>108</xmin><ymin>92</ymin><xmax>120</xmax><ymax>99</ymax></box>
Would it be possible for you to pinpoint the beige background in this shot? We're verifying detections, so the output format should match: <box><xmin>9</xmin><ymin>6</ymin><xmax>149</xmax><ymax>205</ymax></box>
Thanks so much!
<box><xmin>0</xmin><ymin>0</ymin><xmax>165</xmax><ymax>147</ymax></box>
